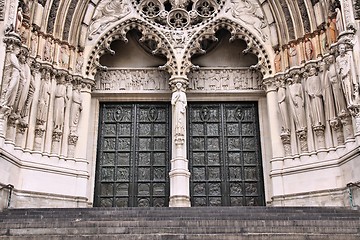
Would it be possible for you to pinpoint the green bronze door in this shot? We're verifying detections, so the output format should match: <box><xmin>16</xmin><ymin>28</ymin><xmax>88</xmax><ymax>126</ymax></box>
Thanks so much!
<box><xmin>188</xmin><ymin>102</ymin><xmax>265</xmax><ymax>206</ymax></box>
<box><xmin>94</xmin><ymin>103</ymin><xmax>171</xmax><ymax>207</ymax></box>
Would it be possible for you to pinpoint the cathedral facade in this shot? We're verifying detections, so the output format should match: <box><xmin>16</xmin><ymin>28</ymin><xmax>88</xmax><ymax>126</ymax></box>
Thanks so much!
<box><xmin>0</xmin><ymin>0</ymin><xmax>360</xmax><ymax>209</ymax></box>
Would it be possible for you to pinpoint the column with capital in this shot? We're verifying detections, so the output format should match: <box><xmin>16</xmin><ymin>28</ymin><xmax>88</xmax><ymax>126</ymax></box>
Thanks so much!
<box><xmin>169</xmin><ymin>76</ymin><xmax>191</xmax><ymax>207</ymax></box>
<box><xmin>263</xmin><ymin>77</ymin><xmax>285</xmax><ymax>197</ymax></box>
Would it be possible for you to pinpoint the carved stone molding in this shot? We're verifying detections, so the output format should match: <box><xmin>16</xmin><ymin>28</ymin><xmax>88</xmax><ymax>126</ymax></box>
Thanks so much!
<box><xmin>313</xmin><ymin>125</ymin><xmax>326</xmax><ymax>149</ymax></box>
<box><xmin>280</xmin><ymin>132</ymin><xmax>291</xmax><ymax>156</ymax></box>
<box><xmin>296</xmin><ymin>129</ymin><xmax>308</xmax><ymax>153</ymax></box>
<box><xmin>330</xmin><ymin>119</ymin><xmax>345</xmax><ymax>145</ymax></box>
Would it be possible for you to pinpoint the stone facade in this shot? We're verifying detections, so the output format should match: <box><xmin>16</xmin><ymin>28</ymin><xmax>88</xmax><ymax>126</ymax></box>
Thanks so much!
<box><xmin>0</xmin><ymin>0</ymin><xmax>360</xmax><ymax>209</ymax></box>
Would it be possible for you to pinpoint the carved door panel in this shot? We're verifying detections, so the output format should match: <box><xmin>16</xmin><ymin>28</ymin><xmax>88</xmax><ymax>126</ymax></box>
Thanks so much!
<box><xmin>95</xmin><ymin>103</ymin><xmax>170</xmax><ymax>207</ymax></box>
<box><xmin>188</xmin><ymin>102</ymin><xmax>265</xmax><ymax>206</ymax></box>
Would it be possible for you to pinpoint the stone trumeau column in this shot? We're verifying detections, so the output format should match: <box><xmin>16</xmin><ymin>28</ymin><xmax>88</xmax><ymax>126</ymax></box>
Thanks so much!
<box><xmin>169</xmin><ymin>76</ymin><xmax>191</xmax><ymax>207</ymax></box>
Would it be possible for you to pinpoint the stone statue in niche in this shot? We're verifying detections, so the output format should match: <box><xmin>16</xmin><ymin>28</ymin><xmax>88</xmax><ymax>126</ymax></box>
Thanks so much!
<box><xmin>69</xmin><ymin>84</ymin><xmax>82</xmax><ymax>135</ymax></box>
<box><xmin>89</xmin><ymin>0</ymin><xmax>131</xmax><ymax>38</ymax></box>
<box><xmin>59</xmin><ymin>45</ymin><xmax>70</xmax><ymax>69</ymax></box>
<box><xmin>325</xmin><ymin>55</ymin><xmax>347</xmax><ymax>115</ymax></box>
<box><xmin>15</xmin><ymin>7</ymin><xmax>23</xmax><ymax>33</ymax></box>
<box><xmin>277</xmin><ymin>80</ymin><xmax>290</xmax><ymax>132</ymax></box>
<box><xmin>304</xmin><ymin>38</ymin><xmax>314</xmax><ymax>61</ymax></box>
<box><xmin>30</xmin><ymin>31</ymin><xmax>38</xmax><ymax>57</ymax></box>
<box><xmin>327</xmin><ymin>17</ymin><xmax>338</xmax><ymax>45</ymax></box>
<box><xmin>1</xmin><ymin>45</ymin><xmax>22</xmax><ymax>111</ymax></box>
<box><xmin>13</xmin><ymin>50</ymin><xmax>34</xmax><ymax>126</ymax></box>
<box><xmin>171</xmin><ymin>82</ymin><xmax>187</xmax><ymax>139</ymax></box>
<box><xmin>335</xmin><ymin>7</ymin><xmax>344</xmax><ymax>33</ymax></box>
<box><xmin>75</xmin><ymin>51</ymin><xmax>84</xmax><ymax>74</ymax></box>
<box><xmin>288</xmin><ymin>43</ymin><xmax>298</xmax><ymax>67</ymax></box>
<box><xmin>305</xmin><ymin>66</ymin><xmax>325</xmax><ymax>127</ymax></box>
<box><xmin>53</xmin><ymin>77</ymin><xmax>68</xmax><ymax>132</ymax></box>
<box><xmin>274</xmin><ymin>50</ymin><xmax>282</xmax><ymax>73</ymax></box>
<box><xmin>36</xmin><ymin>70</ymin><xmax>51</xmax><ymax>125</ymax></box>
<box><xmin>320</xmin><ymin>61</ymin><xmax>336</xmax><ymax>122</ymax></box>
<box><xmin>288</xmin><ymin>74</ymin><xmax>307</xmax><ymax>131</ymax></box>
<box><xmin>229</xmin><ymin>0</ymin><xmax>267</xmax><ymax>40</ymax></box>
<box><xmin>336</xmin><ymin>44</ymin><xmax>358</xmax><ymax>107</ymax></box>
<box><xmin>43</xmin><ymin>37</ymin><xmax>53</xmax><ymax>62</ymax></box>
<box><xmin>319</xmin><ymin>29</ymin><xmax>328</xmax><ymax>54</ymax></box>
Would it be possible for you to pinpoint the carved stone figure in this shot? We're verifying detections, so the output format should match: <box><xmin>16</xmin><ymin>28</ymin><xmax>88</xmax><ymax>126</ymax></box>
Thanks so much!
<box><xmin>320</xmin><ymin>61</ymin><xmax>336</xmax><ymax>122</ymax></box>
<box><xmin>277</xmin><ymin>80</ymin><xmax>290</xmax><ymax>132</ymax></box>
<box><xmin>327</xmin><ymin>17</ymin><xmax>337</xmax><ymax>45</ymax></box>
<box><xmin>336</xmin><ymin>44</ymin><xmax>358</xmax><ymax>107</ymax></box>
<box><xmin>274</xmin><ymin>50</ymin><xmax>282</xmax><ymax>73</ymax></box>
<box><xmin>89</xmin><ymin>0</ymin><xmax>131</xmax><ymax>37</ymax></box>
<box><xmin>59</xmin><ymin>45</ymin><xmax>70</xmax><ymax>69</ymax></box>
<box><xmin>325</xmin><ymin>55</ymin><xmax>347</xmax><ymax>115</ymax></box>
<box><xmin>15</xmin><ymin>7</ymin><xmax>23</xmax><ymax>33</ymax></box>
<box><xmin>53</xmin><ymin>77</ymin><xmax>68</xmax><ymax>132</ymax></box>
<box><xmin>171</xmin><ymin>82</ymin><xmax>187</xmax><ymax>138</ymax></box>
<box><xmin>288</xmin><ymin>74</ymin><xmax>307</xmax><ymax>131</ymax></box>
<box><xmin>288</xmin><ymin>43</ymin><xmax>298</xmax><ymax>67</ymax></box>
<box><xmin>70</xmin><ymin>84</ymin><xmax>82</xmax><ymax>135</ymax></box>
<box><xmin>229</xmin><ymin>0</ymin><xmax>267</xmax><ymax>40</ymax></box>
<box><xmin>304</xmin><ymin>38</ymin><xmax>313</xmax><ymax>61</ymax></box>
<box><xmin>30</xmin><ymin>31</ymin><xmax>38</xmax><ymax>57</ymax></box>
<box><xmin>75</xmin><ymin>51</ymin><xmax>84</xmax><ymax>74</ymax></box>
<box><xmin>306</xmin><ymin>67</ymin><xmax>325</xmax><ymax>127</ymax></box>
<box><xmin>335</xmin><ymin>7</ymin><xmax>344</xmax><ymax>33</ymax></box>
<box><xmin>320</xmin><ymin>29</ymin><xmax>327</xmax><ymax>54</ymax></box>
<box><xmin>13</xmin><ymin>51</ymin><xmax>34</xmax><ymax>124</ymax></box>
<box><xmin>36</xmin><ymin>71</ymin><xmax>51</xmax><ymax>124</ymax></box>
<box><xmin>43</xmin><ymin>37</ymin><xmax>53</xmax><ymax>62</ymax></box>
<box><xmin>1</xmin><ymin>45</ymin><xmax>22</xmax><ymax>111</ymax></box>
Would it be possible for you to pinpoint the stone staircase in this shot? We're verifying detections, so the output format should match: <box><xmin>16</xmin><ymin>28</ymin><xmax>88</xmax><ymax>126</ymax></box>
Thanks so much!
<box><xmin>0</xmin><ymin>207</ymin><xmax>360</xmax><ymax>239</ymax></box>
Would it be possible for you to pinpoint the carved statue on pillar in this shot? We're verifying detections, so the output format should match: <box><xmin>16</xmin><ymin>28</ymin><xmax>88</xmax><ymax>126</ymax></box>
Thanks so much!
<box><xmin>320</xmin><ymin>60</ymin><xmax>336</xmax><ymax>123</ymax></box>
<box><xmin>53</xmin><ymin>76</ymin><xmax>68</xmax><ymax>133</ymax></box>
<box><xmin>287</xmin><ymin>73</ymin><xmax>308</xmax><ymax>152</ymax></box>
<box><xmin>336</xmin><ymin>44</ymin><xmax>358</xmax><ymax>107</ymax></box>
<box><xmin>1</xmin><ymin>45</ymin><xmax>22</xmax><ymax>112</ymax></box>
<box><xmin>15</xmin><ymin>7</ymin><xmax>23</xmax><ymax>33</ymax></box>
<box><xmin>14</xmin><ymin>50</ymin><xmax>34</xmax><ymax>127</ymax></box>
<box><xmin>304</xmin><ymin>37</ymin><xmax>314</xmax><ymax>61</ymax></box>
<box><xmin>36</xmin><ymin>70</ymin><xmax>51</xmax><ymax>125</ymax></box>
<box><xmin>69</xmin><ymin>84</ymin><xmax>82</xmax><ymax>136</ymax></box>
<box><xmin>30</xmin><ymin>31</ymin><xmax>38</xmax><ymax>57</ymax></box>
<box><xmin>171</xmin><ymin>82</ymin><xmax>187</xmax><ymax>144</ymax></box>
<box><xmin>305</xmin><ymin>66</ymin><xmax>325</xmax><ymax>127</ymax></box>
<box><xmin>75</xmin><ymin>51</ymin><xmax>84</xmax><ymax>74</ymax></box>
<box><xmin>277</xmin><ymin>78</ymin><xmax>291</xmax><ymax>155</ymax></box>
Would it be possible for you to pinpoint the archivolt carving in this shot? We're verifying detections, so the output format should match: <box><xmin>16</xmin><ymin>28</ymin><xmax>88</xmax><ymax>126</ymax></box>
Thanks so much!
<box><xmin>86</xmin><ymin>19</ymin><xmax>174</xmax><ymax>77</ymax></box>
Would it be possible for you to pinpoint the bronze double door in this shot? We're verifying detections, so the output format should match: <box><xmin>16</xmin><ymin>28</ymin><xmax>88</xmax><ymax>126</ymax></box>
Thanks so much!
<box><xmin>94</xmin><ymin>102</ymin><xmax>264</xmax><ymax>207</ymax></box>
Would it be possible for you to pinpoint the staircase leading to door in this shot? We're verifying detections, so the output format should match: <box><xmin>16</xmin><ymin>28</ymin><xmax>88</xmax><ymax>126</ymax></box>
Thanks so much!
<box><xmin>1</xmin><ymin>207</ymin><xmax>360</xmax><ymax>239</ymax></box>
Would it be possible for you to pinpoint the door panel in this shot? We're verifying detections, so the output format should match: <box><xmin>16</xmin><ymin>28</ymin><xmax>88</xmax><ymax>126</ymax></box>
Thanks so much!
<box><xmin>95</xmin><ymin>103</ymin><xmax>170</xmax><ymax>207</ymax></box>
<box><xmin>188</xmin><ymin>103</ymin><xmax>265</xmax><ymax>206</ymax></box>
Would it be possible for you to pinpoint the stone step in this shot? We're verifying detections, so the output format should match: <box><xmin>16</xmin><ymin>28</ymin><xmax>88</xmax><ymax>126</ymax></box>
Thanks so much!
<box><xmin>1</xmin><ymin>233</ymin><xmax>360</xmax><ymax>240</ymax></box>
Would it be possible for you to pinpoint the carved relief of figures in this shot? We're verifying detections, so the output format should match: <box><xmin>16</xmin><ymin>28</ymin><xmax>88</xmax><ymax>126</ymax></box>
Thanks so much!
<box><xmin>288</xmin><ymin>43</ymin><xmax>298</xmax><ymax>67</ymax></box>
<box><xmin>229</xmin><ymin>0</ymin><xmax>267</xmax><ymax>40</ymax></box>
<box><xmin>287</xmin><ymin>74</ymin><xmax>307</xmax><ymax>131</ymax></box>
<box><xmin>274</xmin><ymin>50</ymin><xmax>282</xmax><ymax>73</ymax></box>
<box><xmin>305</xmin><ymin>67</ymin><xmax>325</xmax><ymax>127</ymax></box>
<box><xmin>89</xmin><ymin>0</ymin><xmax>131</xmax><ymax>38</ymax></box>
<box><xmin>336</xmin><ymin>44</ymin><xmax>358</xmax><ymax>107</ymax></box>
<box><xmin>36</xmin><ymin>70</ymin><xmax>51</xmax><ymax>125</ymax></box>
<box><xmin>69</xmin><ymin>84</ymin><xmax>82</xmax><ymax>135</ymax></box>
<box><xmin>304</xmin><ymin>38</ymin><xmax>314</xmax><ymax>61</ymax></box>
<box><xmin>325</xmin><ymin>55</ymin><xmax>347</xmax><ymax>115</ymax></box>
<box><xmin>53</xmin><ymin>77</ymin><xmax>68</xmax><ymax>132</ymax></box>
<box><xmin>1</xmin><ymin>45</ymin><xmax>22</xmax><ymax>111</ymax></box>
<box><xmin>171</xmin><ymin>82</ymin><xmax>187</xmax><ymax>139</ymax></box>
